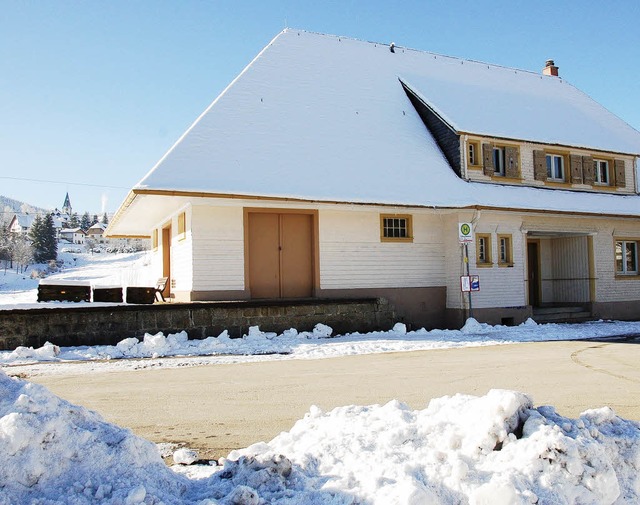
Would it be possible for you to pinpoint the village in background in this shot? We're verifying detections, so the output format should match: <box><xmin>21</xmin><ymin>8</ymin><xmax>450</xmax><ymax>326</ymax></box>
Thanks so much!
<box><xmin>0</xmin><ymin>193</ymin><xmax>149</xmax><ymax>276</ymax></box>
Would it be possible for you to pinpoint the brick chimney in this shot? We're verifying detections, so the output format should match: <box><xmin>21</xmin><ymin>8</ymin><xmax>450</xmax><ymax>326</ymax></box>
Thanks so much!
<box><xmin>543</xmin><ymin>59</ymin><xmax>559</xmax><ymax>77</ymax></box>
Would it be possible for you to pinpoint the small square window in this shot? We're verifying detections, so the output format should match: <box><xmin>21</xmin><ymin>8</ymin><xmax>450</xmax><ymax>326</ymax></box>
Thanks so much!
<box><xmin>497</xmin><ymin>234</ymin><xmax>513</xmax><ymax>266</ymax></box>
<box><xmin>381</xmin><ymin>214</ymin><xmax>413</xmax><ymax>242</ymax></box>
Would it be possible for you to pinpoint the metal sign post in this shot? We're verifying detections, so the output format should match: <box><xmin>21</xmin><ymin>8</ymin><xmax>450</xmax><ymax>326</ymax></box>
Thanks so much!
<box><xmin>458</xmin><ymin>223</ymin><xmax>474</xmax><ymax>320</ymax></box>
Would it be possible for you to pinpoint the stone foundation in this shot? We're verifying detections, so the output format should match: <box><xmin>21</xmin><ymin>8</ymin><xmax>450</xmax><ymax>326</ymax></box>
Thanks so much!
<box><xmin>0</xmin><ymin>298</ymin><xmax>396</xmax><ymax>351</ymax></box>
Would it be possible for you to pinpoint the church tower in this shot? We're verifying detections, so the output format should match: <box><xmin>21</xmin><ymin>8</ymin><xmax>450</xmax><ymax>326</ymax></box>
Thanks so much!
<box><xmin>62</xmin><ymin>192</ymin><xmax>72</xmax><ymax>216</ymax></box>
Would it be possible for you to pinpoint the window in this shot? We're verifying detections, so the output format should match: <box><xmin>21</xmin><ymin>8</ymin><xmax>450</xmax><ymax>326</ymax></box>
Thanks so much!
<box><xmin>615</xmin><ymin>240</ymin><xmax>638</xmax><ymax>275</ymax></box>
<box><xmin>152</xmin><ymin>229</ymin><xmax>158</xmax><ymax>249</ymax></box>
<box><xmin>476</xmin><ymin>234</ymin><xmax>492</xmax><ymax>266</ymax></box>
<box><xmin>468</xmin><ymin>142</ymin><xmax>480</xmax><ymax>167</ymax></box>
<box><xmin>493</xmin><ymin>147</ymin><xmax>505</xmax><ymax>176</ymax></box>
<box><xmin>546</xmin><ymin>154</ymin><xmax>565</xmax><ymax>181</ymax></box>
<box><xmin>594</xmin><ymin>159</ymin><xmax>610</xmax><ymax>185</ymax></box>
<box><xmin>381</xmin><ymin>214</ymin><xmax>413</xmax><ymax>242</ymax></box>
<box><xmin>497</xmin><ymin>234</ymin><xmax>513</xmax><ymax>266</ymax></box>
<box><xmin>177</xmin><ymin>212</ymin><xmax>186</xmax><ymax>240</ymax></box>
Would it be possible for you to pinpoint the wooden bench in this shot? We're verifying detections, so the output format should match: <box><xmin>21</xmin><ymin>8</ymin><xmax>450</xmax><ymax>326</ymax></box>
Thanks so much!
<box><xmin>154</xmin><ymin>277</ymin><xmax>169</xmax><ymax>302</ymax></box>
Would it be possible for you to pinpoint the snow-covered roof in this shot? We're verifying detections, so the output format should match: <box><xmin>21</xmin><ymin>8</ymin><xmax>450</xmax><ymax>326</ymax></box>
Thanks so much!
<box><xmin>108</xmin><ymin>30</ymin><xmax>640</xmax><ymax>236</ymax></box>
<box><xmin>60</xmin><ymin>227</ymin><xmax>85</xmax><ymax>234</ymax></box>
<box><xmin>10</xmin><ymin>214</ymin><xmax>35</xmax><ymax>229</ymax></box>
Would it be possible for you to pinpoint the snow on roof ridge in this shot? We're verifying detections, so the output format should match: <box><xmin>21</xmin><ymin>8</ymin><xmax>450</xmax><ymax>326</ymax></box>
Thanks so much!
<box><xmin>285</xmin><ymin>28</ymin><xmax>560</xmax><ymax>82</ymax></box>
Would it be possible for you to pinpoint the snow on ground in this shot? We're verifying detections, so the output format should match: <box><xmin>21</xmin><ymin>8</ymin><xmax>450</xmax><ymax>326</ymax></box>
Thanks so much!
<box><xmin>3</xmin><ymin>318</ymin><xmax>640</xmax><ymax>377</ymax></box>
<box><xmin>0</xmin><ymin>247</ymin><xmax>153</xmax><ymax>309</ymax></box>
<box><xmin>2</xmin><ymin>370</ymin><xmax>640</xmax><ymax>504</ymax></box>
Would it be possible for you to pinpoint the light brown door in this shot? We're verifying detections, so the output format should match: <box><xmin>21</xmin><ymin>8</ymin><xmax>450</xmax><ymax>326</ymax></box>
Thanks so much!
<box><xmin>281</xmin><ymin>214</ymin><xmax>313</xmax><ymax>298</ymax></box>
<box><xmin>248</xmin><ymin>212</ymin><xmax>313</xmax><ymax>299</ymax></box>
<box><xmin>162</xmin><ymin>226</ymin><xmax>171</xmax><ymax>299</ymax></box>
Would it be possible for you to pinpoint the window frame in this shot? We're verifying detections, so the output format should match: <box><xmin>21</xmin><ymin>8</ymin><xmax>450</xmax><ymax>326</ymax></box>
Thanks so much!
<box><xmin>475</xmin><ymin>233</ymin><xmax>492</xmax><ymax>267</ymax></box>
<box><xmin>380</xmin><ymin>214</ymin><xmax>413</xmax><ymax>243</ymax></box>
<box><xmin>594</xmin><ymin>159</ymin><xmax>611</xmax><ymax>185</ymax></box>
<box><xmin>177</xmin><ymin>212</ymin><xmax>187</xmax><ymax>241</ymax></box>
<box><xmin>493</xmin><ymin>147</ymin><xmax>505</xmax><ymax>176</ymax></box>
<box><xmin>468</xmin><ymin>141</ymin><xmax>480</xmax><ymax>168</ymax></box>
<box><xmin>546</xmin><ymin>153</ymin><xmax>565</xmax><ymax>182</ymax></box>
<box><xmin>615</xmin><ymin>239</ymin><xmax>639</xmax><ymax>276</ymax></box>
<box><xmin>152</xmin><ymin>229</ymin><xmax>158</xmax><ymax>250</ymax></box>
<box><xmin>497</xmin><ymin>234</ymin><xmax>513</xmax><ymax>267</ymax></box>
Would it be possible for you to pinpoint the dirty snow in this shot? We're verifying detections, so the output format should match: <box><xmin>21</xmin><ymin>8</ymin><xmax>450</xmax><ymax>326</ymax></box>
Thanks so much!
<box><xmin>2</xmin><ymin>371</ymin><xmax>639</xmax><ymax>504</ymax></box>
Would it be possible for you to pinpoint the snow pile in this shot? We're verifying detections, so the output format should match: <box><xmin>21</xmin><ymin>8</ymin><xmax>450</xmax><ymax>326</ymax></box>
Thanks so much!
<box><xmin>3</xmin><ymin>318</ymin><xmax>640</xmax><ymax>371</ymax></box>
<box><xmin>2</xmin><ymin>369</ymin><xmax>640</xmax><ymax>504</ymax></box>
<box><xmin>229</xmin><ymin>391</ymin><xmax>640</xmax><ymax>504</ymax></box>
<box><xmin>0</xmin><ymin>370</ymin><xmax>187</xmax><ymax>504</ymax></box>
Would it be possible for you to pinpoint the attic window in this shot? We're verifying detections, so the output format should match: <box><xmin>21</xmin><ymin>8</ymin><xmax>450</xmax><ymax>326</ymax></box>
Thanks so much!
<box><xmin>468</xmin><ymin>141</ymin><xmax>480</xmax><ymax>167</ymax></box>
<box><xmin>594</xmin><ymin>159</ymin><xmax>610</xmax><ymax>185</ymax></box>
<box><xmin>493</xmin><ymin>147</ymin><xmax>505</xmax><ymax>176</ymax></box>
<box><xmin>546</xmin><ymin>154</ymin><xmax>565</xmax><ymax>181</ymax></box>
<box><xmin>381</xmin><ymin>214</ymin><xmax>413</xmax><ymax>242</ymax></box>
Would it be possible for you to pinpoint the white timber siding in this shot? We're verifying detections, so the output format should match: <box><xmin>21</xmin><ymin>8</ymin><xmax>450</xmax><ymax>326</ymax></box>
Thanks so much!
<box><xmin>462</xmin><ymin>136</ymin><xmax>636</xmax><ymax>194</ymax></box>
<box><xmin>593</xmin><ymin>220</ymin><xmax>640</xmax><ymax>303</ymax></box>
<box><xmin>169</xmin><ymin>208</ymin><xmax>193</xmax><ymax>293</ymax></box>
<box><xmin>319</xmin><ymin>209</ymin><xmax>446</xmax><ymax>289</ymax></box>
<box><xmin>190</xmin><ymin>205</ymin><xmax>245</xmax><ymax>292</ymax></box>
<box><xmin>453</xmin><ymin>212</ymin><xmax>526</xmax><ymax>309</ymax></box>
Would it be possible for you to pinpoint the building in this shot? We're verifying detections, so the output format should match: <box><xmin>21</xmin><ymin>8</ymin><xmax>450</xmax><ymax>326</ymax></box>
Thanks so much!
<box><xmin>106</xmin><ymin>30</ymin><xmax>640</xmax><ymax>329</ymax></box>
<box><xmin>59</xmin><ymin>227</ymin><xmax>85</xmax><ymax>245</ymax></box>
<box><xmin>8</xmin><ymin>214</ymin><xmax>35</xmax><ymax>234</ymax></box>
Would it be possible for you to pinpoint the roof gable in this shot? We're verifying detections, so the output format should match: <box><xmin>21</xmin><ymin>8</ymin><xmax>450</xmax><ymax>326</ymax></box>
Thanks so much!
<box><xmin>108</xmin><ymin>30</ymin><xmax>640</xmax><ymax>236</ymax></box>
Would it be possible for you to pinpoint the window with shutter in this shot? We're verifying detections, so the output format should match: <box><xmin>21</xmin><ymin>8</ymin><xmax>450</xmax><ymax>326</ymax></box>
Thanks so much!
<box><xmin>533</xmin><ymin>150</ymin><xmax>547</xmax><ymax>181</ymax></box>
<box><xmin>482</xmin><ymin>144</ymin><xmax>494</xmax><ymax>176</ymax></box>
<box><xmin>569</xmin><ymin>155</ymin><xmax>583</xmax><ymax>184</ymax></box>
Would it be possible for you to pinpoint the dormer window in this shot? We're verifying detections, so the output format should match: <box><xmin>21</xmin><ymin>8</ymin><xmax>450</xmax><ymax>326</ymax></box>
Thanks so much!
<box><xmin>493</xmin><ymin>147</ymin><xmax>505</xmax><ymax>176</ymax></box>
<box><xmin>546</xmin><ymin>154</ymin><xmax>565</xmax><ymax>181</ymax></box>
<box><xmin>594</xmin><ymin>159</ymin><xmax>610</xmax><ymax>185</ymax></box>
<box><xmin>468</xmin><ymin>142</ymin><xmax>478</xmax><ymax>166</ymax></box>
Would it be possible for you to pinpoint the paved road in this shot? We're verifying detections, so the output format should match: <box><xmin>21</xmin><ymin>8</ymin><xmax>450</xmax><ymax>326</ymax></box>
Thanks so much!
<box><xmin>28</xmin><ymin>338</ymin><xmax>640</xmax><ymax>461</ymax></box>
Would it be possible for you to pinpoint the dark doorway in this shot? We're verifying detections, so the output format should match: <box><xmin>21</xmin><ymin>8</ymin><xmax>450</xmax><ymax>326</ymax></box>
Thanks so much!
<box><xmin>527</xmin><ymin>241</ymin><xmax>540</xmax><ymax>307</ymax></box>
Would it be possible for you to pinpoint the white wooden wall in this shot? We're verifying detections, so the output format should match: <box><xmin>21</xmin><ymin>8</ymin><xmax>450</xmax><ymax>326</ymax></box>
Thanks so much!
<box><xmin>319</xmin><ymin>209</ymin><xmax>446</xmax><ymax>289</ymax></box>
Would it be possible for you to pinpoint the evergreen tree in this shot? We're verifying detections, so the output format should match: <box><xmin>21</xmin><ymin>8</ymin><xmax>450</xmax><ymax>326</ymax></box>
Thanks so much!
<box><xmin>80</xmin><ymin>212</ymin><xmax>91</xmax><ymax>231</ymax></box>
<box><xmin>69</xmin><ymin>212</ymin><xmax>80</xmax><ymax>228</ymax></box>
<box><xmin>101</xmin><ymin>212</ymin><xmax>109</xmax><ymax>225</ymax></box>
<box><xmin>29</xmin><ymin>213</ymin><xmax>57</xmax><ymax>263</ymax></box>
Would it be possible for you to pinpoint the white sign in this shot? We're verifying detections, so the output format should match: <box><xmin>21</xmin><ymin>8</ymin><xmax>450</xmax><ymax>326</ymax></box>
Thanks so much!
<box><xmin>458</xmin><ymin>222</ymin><xmax>473</xmax><ymax>243</ymax></box>
<box><xmin>460</xmin><ymin>275</ymin><xmax>480</xmax><ymax>292</ymax></box>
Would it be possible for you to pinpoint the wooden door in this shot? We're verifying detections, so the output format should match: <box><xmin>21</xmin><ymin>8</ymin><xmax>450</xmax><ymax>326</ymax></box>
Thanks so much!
<box><xmin>281</xmin><ymin>214</ymin><xmax>313</xmax><ymax>298</ymax></box>
<box><xmin>527</xmin><ymin>241</ymin><xmax>540</xmax><ymax>307</ymax></box>
<box><xmin>247</xmin><ymin>212</ymin><xmax>313</xmax><ymax>299</ymax></box>
<box><xmin>248</xmin><ymin>213</ymin><xmax>280</xmax><ymax>298</ymax></box>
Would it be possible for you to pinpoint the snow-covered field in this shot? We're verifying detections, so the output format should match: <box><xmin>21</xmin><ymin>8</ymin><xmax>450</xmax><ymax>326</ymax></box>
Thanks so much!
<box><xmin>2</xmin><ymin>249</ymin><xmax>640</xmax><ymax>503</ymax></box>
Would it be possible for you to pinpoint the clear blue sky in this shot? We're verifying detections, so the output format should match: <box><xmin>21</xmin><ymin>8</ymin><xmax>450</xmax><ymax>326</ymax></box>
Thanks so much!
<box><xmin>1</xmin><ymin>0</ymin><xmax>639</xmax><ymax>215</ymax></box>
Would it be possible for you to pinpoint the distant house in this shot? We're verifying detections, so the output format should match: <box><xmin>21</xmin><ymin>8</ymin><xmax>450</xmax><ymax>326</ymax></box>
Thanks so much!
<box><xmin>107</xmin><ymin>30</ymin><xmax>640</xmax><ymax>329</ymax></box>
<box><xmin>86</xmin><ymin>222</ymin><xmax>107</xmax><ymax>244</ymax></box>
<box><xmin>8</xmin><ymin>214</ymin><xmax>35</xmax><ymax>234</ymax></box>
<box><xmin>59</xmin><ymin>227</ymin><xmax>85</xmax><ymax>245</ymax></box>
